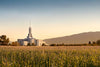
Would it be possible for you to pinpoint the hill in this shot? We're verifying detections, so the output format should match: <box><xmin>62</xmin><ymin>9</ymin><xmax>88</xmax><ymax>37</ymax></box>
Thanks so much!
<box><xmin>44</xmin><ymin>32</ymin><xmax>100</xmax><ymax>45</ymax></box>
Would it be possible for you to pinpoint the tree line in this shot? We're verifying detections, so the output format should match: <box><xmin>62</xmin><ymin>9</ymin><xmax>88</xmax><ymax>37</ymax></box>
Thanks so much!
<box><xmin>50</xmin><ymin>40</ymin><xmax>100</xmax><ymax>46</ymax></box>
<box><xmin>0</xmin><ymin>35</ymin><xmax>20</xmax><ymax>46</ymax></box>
<box><xmin>1</xmin><ymin>35</ymin><xmax>100</xmax><ymax>46</ymax></box>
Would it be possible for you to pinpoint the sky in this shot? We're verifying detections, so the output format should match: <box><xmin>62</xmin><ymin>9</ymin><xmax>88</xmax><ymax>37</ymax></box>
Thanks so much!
<box><xmin>0</xmin><ymin>0</ymin><xmax>100</xmax><ymax>41</ymax></box>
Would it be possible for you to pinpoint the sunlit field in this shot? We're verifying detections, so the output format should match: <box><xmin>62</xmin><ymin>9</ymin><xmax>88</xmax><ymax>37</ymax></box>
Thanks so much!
<box><xmin>0</xmin><ymin>46</ymin><xmax>100</xmax><ymax>67</ymax></box>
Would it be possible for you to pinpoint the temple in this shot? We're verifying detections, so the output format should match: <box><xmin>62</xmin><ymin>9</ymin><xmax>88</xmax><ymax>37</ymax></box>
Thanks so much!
<box><xmin>17</xmin><ymin>26</ymin><xmax>46</xmax><ymax>46</ymax></box>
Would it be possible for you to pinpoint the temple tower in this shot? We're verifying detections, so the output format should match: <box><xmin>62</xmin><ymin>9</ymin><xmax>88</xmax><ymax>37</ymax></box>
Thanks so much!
<box><xmin>27</xmin><ymin>27</ymin><xmax>33</xmax><ymax>38</ymax></box>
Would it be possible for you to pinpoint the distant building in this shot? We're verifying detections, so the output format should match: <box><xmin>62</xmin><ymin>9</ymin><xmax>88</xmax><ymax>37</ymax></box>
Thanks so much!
<box><xmin>18</xmin><ymin>26</ymin><xmax>46</xmax><ymax>46</ymax></box>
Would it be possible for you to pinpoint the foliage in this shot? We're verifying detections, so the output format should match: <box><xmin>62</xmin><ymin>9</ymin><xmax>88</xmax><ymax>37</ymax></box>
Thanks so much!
<box><xmin>42</xmin><ymin>43</ymin><xmax>46</xmax><ymax>46</ymax></box>
<box><xmin>96</xmin><ymin>40</ymin><xmax>100</xmax><ymax>45</ymax></box>
<box><xmin>88</xmin><ymin>41</ymin><xmax>92</xmax><ymax>44</ymax></box>
<box><xmin>50</xmin><ymin>44</ymin><xmax>57</xmax><ymax>46</ymax></box>
<box><xmin>0</xmin><ymin>46</ymin><xmax>100</xmax><ymax>67</ymax></box>
<box><xmin>0</xmin><ymin>35</ymin><xmax>9</xmax><ymax>45</ymax></box>
<box><xmin>49</xmin><ymin>40</ymin><xmax>100</xmax><ymax>46</ymax></box>
<box><xmin>27</xmin><ymin>43</ymin><xmax>35</xmax><ymax>46</ymax></box>
<box><xmin>10</xmin><ymin>41</ymin><xmax>20</xmax><ymax>46</ymax></box>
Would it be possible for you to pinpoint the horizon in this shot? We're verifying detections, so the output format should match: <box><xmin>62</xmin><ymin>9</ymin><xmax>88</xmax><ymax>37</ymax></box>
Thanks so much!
<box><xmin>0</xmin><ymin>0</ymin><xmax>100</xmax><ymax>41</ymax></box>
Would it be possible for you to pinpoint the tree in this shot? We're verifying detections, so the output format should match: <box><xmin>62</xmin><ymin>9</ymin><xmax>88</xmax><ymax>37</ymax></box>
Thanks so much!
<box><xmin>10</xmin><ymin>41</ymin><xmax>20</xmax><ymax>46</ymax></box>
<box><xmin>32</xmin><ymin>43</ymin><xmax>35</xmax><ymax>46</ymax></box>
<box><xmin>42</xmin><ymin>43</ymin><xmax>46</xmax><ymax>46</ymax></box>
<box><xmin>0</xmin><ymin>35</ymin><xmax>10</xmax><ymax>45</ymax></box>
<box><xmin>88</xmin><ymin>41</ymin><xmax>92</xmax><ymax>44</ymax></box>
<box><xmin>27</xmin><ymin>43</ymin><xmax>35</xmax><ymax>46</ymax></box>
<box><xmin>1</xmin><ymin>35</ymin><xmax>6</xmax><ymax>40</ymax></box>
<box><xmin>96</xmin><ymin>40</ymin><xmax>100</xmax><ymax>45</ymax></box>
<box><xmin>27</xmin><ymin>43</ymin><xmax>31</xmax><ymax>46</ymax></box>
<box><xmin>50</xmin><ymin>44</ymin><xmax>56</xmax><ymax>46</ymax></box>
<box><xmin>92</xmin><ymin>41</ymin><xmax>96</xmax><ymax>44</ymax></box>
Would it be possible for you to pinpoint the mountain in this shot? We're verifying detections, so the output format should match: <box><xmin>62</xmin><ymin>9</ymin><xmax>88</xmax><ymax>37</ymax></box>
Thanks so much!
<box><xmin>44</xmin><ymin>32</ymin><xmax>100</xmax><ymax>45</ymax></box>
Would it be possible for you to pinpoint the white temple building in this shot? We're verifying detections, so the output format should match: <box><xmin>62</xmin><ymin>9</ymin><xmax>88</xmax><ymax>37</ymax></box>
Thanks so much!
<box><xmin>18</xmin><ymin>26</ymin><xmax>46</xmax><ymax>46</ymax></box>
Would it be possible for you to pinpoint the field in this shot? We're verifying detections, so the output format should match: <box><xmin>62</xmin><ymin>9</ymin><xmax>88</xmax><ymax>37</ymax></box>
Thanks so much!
<box><xmin>0</xmin><ymin>46</ymin><xmax>100</xmax><ymax>67</ymax></box>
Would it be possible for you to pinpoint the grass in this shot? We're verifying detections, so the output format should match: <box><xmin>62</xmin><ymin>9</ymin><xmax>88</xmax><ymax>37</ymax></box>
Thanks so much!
<box><xmin>0</xmin><ymin>46</ymin><xmax>100</xmax><ymax>67</ymax></box>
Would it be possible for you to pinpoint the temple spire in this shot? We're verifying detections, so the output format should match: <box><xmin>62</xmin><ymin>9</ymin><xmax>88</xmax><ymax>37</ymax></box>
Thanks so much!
<box><xmin>29</xmin><ymin>21</ymin><xmax>31</xmax><ymax>34</ymax></box>
<box><xmin>27</xmin><ymin>21</ymin><xmax>33</xmax><ymax>38</ymax></box>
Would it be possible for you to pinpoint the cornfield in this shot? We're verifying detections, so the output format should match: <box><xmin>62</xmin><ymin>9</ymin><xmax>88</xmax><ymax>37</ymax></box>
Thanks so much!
<box><xmin>0</xmin><ymin>46</ymin><xmax>100</xmax><ymax>67</ymax></box>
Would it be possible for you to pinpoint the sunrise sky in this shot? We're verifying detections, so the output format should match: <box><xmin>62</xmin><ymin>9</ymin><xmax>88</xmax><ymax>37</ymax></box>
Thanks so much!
<box><xmin>0</xmin><ymin>0</ymin><xmax>100</xmax><ymax>41</ymax></box>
